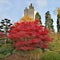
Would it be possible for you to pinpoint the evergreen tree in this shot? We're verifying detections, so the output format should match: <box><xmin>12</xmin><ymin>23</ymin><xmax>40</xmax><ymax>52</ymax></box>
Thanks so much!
<box><xmin>50</xmin><ymin>19</ymin><xmax>54</xmax><ymax>32</ymax></box>
<box><xmin>45</xmin><ymin>11</ymin><xmax>51</xmax><ymax>28</ymax></box>
<box><xmin>57</xmin><ymin>8</ymin><xmax>60</xmax><ymax>32</ymax></box>
<box><xmin>35</xmin><ymin>12</ymin><xmax>42</xmax><ymax>24</ymax></box>
<box><xmin>45</xmin><ymin>11</ymin><xmax>54</xmax><ymax>32</ymax></box>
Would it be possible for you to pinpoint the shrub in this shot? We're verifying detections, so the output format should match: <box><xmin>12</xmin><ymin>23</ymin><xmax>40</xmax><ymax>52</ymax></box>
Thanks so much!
<box><xmin>8</xmin><ymin>20</ymin><xmax>51</xmax><ymax>51</ymax></box>
<box><xmin>0</xmin><ymin>44</ymin><xmax>14</xmax><ymax>58</ymax></box>
<box><xmin>41</xmin><ymin>51</ymin><xmax>60</xmax><ymax>60</ymax></box>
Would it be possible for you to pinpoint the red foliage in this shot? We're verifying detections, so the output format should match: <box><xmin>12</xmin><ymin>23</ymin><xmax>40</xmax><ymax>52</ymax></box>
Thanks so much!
<box><xmin>8</xmin><ymin>20</ymin><xmax>52</xmax><ymax>51</ymax></box>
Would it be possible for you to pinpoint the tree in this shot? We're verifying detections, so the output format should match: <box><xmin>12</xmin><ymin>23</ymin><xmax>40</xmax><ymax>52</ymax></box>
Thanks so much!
<box><xmin>8</xmin><ymin>20</ymin><xmax>51</xmax><ymax>51</ymax></box>
<box><xmin>35</xmin><ymin>12</ymin><xmax>42</xmax><ymax>25</ymax></box>
<box><xmin>0</xmin><ymin>19</ymin><xmax>14</xmax><ymax>58</ymax></box>
<box><xmin>45</xmin><ymin>11</ymin><xmax>54</xmax><ymax>32</ymax></box>
<box><xmin>50</xmin><ymin>19</ymin><xmax>54</xmax><ymax>32</ymax></box>
<box><xmin>45</xmin><ymin>11</ymin><xmax>51</xmax><ymax>28</ymax></box>
<box><xmin>57</xmin><ymin>8</ymin><xmax>60</xmax><ymax>32</ymax></box>
<box><xmin>20</xmin><ymin>16</ymin><xmax>34</xmax><ymax>22</ymax></box>
<box><xmin>0</xmin><ymin>19</ymin><xmax>12</xmax><ymax>43</ymax></box>
<box><xmin>57</xmin><ymin>8</ymin><xmax>60</xmax><ymax>15</ymax></box>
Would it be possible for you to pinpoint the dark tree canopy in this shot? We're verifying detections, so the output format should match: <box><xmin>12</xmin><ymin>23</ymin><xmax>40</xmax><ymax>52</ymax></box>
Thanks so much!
<box><xmin>57</xmin><ymin>14</ymin><xmax>60</xmax><ymax>32</ymax></box>
<box><xmin>45</xmin><ymin>11</ymin><xmax>54</xmax><ymax>32</ymax></box>
<box><xmin>35</xmin><ymin>12</ymin><xmax>42</xmax><ymax>24</ymax></box>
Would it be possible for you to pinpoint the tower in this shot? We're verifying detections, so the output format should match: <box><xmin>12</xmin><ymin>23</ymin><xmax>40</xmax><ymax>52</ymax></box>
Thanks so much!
<box><xmin>24</xmin><ymin>7</ymin><xmax>28</xmax><ymax>16</ymax></box>
<box><xmin>24</xmin><ymin>3</ymin><xmax>34</xmax><ymax>19</ymax></box>
<box><xmin>28</xmin><ymin>3</ymin><xmax>34</xmax><ymax>19</ymax></box>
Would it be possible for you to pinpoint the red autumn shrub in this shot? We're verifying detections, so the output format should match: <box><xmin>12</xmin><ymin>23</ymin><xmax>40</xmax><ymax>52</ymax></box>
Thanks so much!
<box><xmin>8</xmin><ymin>20</ymin><xmax>51</xmax><ymax>51</ymax></box>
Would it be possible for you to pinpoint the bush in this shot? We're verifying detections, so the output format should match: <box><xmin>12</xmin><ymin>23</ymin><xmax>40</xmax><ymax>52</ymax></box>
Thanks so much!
<box><xmin>0</xmin><ymin>44</ymin><xmax>14</xmax><ymax>58</ymax></box>
<box><xmin>8</xmin><ymin>20</ymin><xmax>51</xmax><ymax>51</ymax></box>
<box><xmin>41</xmin><ymin>51</ymin><xmax>60</xmax><ymax>60</ymax></box>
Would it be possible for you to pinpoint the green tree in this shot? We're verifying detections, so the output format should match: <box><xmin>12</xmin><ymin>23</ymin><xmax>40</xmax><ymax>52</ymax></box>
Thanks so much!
<box><xmin>35</xmin><ymin>12</ymin><xmax>42</xmax><ymax>24</ymax></box>
<box><xmin>50</xmin><ymin>19</ymin><xmax>54</xmax><ymax>32</ymax></box>
<box><xmin>57</xmin><ymin>8</ymin><xmax>60</xmax><ymax>32</ymax></box>
<box><xmin>45</xmin><ymin>11</ymin><xmax>51</xmax><ymax>28</ymax></box>
<box><xmin>45</xmin><ymin>11</ymin><xmax>54</xmax><ymax>32</ymax></box>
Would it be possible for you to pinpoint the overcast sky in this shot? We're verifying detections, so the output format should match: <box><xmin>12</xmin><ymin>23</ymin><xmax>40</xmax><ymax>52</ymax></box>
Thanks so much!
<box><xmin>0</xmin><ymin>0</ymin><xmax>60</xmax><ymax>32</ymax></box>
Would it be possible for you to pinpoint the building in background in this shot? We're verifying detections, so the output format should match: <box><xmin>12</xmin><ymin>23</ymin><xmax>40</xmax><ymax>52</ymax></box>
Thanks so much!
<box><xmin>24</xmin><ymin>3</ymin><xmax>34</xmax><ymax>19</ymax></box>
<box><xmin>24</xmin><ymin>3</ymin><xmax>42</xmax><ymax>25</ymax></box>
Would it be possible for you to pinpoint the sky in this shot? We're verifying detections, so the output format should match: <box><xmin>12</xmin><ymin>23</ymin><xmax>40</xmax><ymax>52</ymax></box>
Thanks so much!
<box><xmin>0</xmin><ymin>0</ymin><xmax>60</xmax><ymax>32</ymax></box>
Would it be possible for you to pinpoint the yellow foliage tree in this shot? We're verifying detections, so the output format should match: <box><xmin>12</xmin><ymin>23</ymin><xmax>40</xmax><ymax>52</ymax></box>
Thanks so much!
<box><xmin>57</xmin><ymin>8</ymin><xmax>60</xmax><ymax>15</ymax></box>
<box><xmin>20</xmin><ymin>16</ymin><xmax>35</xmax><ymax>22</ymax></box>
